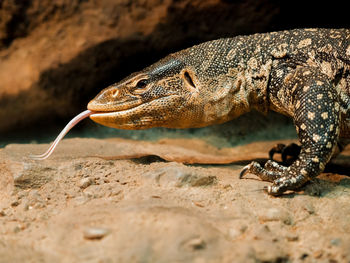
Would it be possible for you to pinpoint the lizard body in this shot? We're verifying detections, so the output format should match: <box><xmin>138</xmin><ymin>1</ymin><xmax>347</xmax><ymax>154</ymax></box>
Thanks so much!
<box><xmin>88</xmin><ymin>28</ymin><xmax>350</xmax><ymax>195</ymax></box>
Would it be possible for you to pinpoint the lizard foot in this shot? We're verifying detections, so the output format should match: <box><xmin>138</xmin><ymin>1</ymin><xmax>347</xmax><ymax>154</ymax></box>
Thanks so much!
<box><xmin>240</xmin><ymin>160</ymin><xmax>304</xmax><ymax>196</ymax></box>
<box><xmin>239</xmin><ymin>160</ymin><xmax>286</xmax><ymax>182</ymax></box>
<box><xmin>266</xmin><ymin>174</ymin><xmax>306</xmax><ymax>196</ymax></box>
<box><xmin>240</xmin><ymin>161</ymin><xmax>326</xmax><ymax>196</ymax></box>
<box><xmin>269</xmin><ymin>143</ymin><xmax>301</xmax><ymax>165</ymax></box>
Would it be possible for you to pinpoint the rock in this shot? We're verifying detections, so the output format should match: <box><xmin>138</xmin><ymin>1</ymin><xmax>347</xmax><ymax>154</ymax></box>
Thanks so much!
<box><xmin>72</xmin><ymin>195</ymin><xmax>89</xmax><ymax>206</ymax></box>
<box><xmin>12</xmin><ymin>163</ymin><xmax>55</xmax><ymax>189</ymax></box>
<box><xmin>83</xmin><ymin>227</ymin><xmax>111</xmax><ymax>240</ymax></box>
<box><xmin>303</xmin><ymin>201</ymin><xmax>315</xmax><ymax>215</ymax></box>
<box><xmin>228</xmin><ymin>228</ymin><xmax>241</xmax><ymax>239</ymax></box>
<box><xmin>330</xmin><ymin>238</ymin><xmax>341</xmax><ymax>246</ymax></box>
<box><xmin>10</xmin><ymin>200</ymin><xmax>20</xmax><ymax>207</ymax></box>
<box><xmin>251</xmin><ymin>224</ymin><xmax>272</xmax><ymax>240</ymax></box>
<box><xmin>252</xmin><ymin>240</ymin><xmax>288</xmax><ymax>263</ymax></box>
<box><xmin>182</xmin><ymin>237</ymin><xmax>206</xmax><ymax>251</ymax></box>
<box><xmin>144</xmin><ymin>163</ymin><xmax>216</xmax><ymax>187</ymax></box>
<box><xmin>313</xmin><ymin>250</ymin><xmax>323</xmax><ymax>259</ymax></box>
<box><xmin>78</xmin><ymin>177</ymin><xmax>93</xmax><ymax>189</ymax></box>
<box><xmin>259</xmin><ymin>207</ymin><xmax>292</xmax><ymax>225</ymax></box>
<box><xmin>285</xmin><ymin>233</ymin><xmax>299</xmax><ymax>242</ymax></box>
<box><xmin>13</xmin><ymin>226</ymin><xmax>21</xmax><ymax>233</ymax></box>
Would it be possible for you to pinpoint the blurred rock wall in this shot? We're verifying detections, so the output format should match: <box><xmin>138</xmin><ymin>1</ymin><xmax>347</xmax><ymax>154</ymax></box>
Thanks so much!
<box><xmin>0</xmin><ymin>0</ymin><xmax>349</xmax><ymax>135</ymax></box>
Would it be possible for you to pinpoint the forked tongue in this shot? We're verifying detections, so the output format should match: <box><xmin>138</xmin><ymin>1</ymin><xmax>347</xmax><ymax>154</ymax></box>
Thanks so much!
<box><xmin>30</xmin><ymin>110</ymin><xmax>93</xmax><ymax>160</ymax></box>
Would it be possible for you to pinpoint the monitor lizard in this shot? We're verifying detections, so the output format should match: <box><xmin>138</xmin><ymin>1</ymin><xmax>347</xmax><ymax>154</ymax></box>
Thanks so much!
<box><xmin>40</xmin><ymin>28</ymin><xmax>350</xmax><ymax>196</ymax></box>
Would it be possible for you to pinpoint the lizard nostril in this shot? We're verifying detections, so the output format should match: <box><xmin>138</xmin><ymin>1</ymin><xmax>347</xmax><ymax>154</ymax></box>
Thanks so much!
<box><xmin>112</xmin><ymin>90</ymin><xmax>119</xmax><ymax>98</ymax></box>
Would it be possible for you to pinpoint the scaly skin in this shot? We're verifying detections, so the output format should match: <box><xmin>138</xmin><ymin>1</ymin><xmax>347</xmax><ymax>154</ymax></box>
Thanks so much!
<box><xmin>88</xmin><ymin>28</ymin><xmax>350</xmax><ymax>195</ymax></box>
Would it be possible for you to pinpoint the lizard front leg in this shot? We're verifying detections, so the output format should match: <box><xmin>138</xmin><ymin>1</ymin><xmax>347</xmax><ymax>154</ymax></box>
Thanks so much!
<box><xmin>242</xmin><ymin>68</ymin><xmax>341</xmax><ymax>195</ymax></box>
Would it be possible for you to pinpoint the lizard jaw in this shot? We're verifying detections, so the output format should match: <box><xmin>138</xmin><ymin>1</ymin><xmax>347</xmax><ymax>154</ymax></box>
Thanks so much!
<box><xmin>88</xmin><ymin>95</ymin><xmax>179</xmax><ymax>129</ymax></box>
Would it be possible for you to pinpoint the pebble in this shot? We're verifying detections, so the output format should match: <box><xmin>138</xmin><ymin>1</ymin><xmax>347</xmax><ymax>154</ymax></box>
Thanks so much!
<box><xmin>285</xmin><ymin>233</ymin><xmax>299</xmax><ymax>242</ymax></box>
<box><xmin>228</xmin><ymin>225</ymin><xmax>247</xmax><ymax>239</ymax></box>
<box><xmin>252</xmin><ymin>224</ymin><xmax>271</xmax><ymax>240</ymax></box>
<box><xmin>183</xmin><ymin>237</ymin><xmax>206</xmax><ymax>250</ymax></box>
<box><xmin>144</xmin><ymin>164</ymin><xmax>216</xmax><ymax>187</ymax></box>
<box><xmin>228</xmin><ymin>228</ymin><xmax>241</xmax><ymax>239</ymax></box>
<box><xmin>78</xmin><ymin>177</ymin><xmax>93</xmax><ymax>189</ymax></box>
<box><xmin>313</xmin><ymin>250</ymin><xmax>323</xmax><ymax>259</ymax></box>
<box><xmin>73</xmin><ymin>195</ymin><xmax>89</xmax><ymax>205</ymax></box>
<box><xmin>13</xmin><ymin>226</ymin><xmax>21</xmax><ymax>233</ymax></box>
<box><xmin>74</xmin><ymin>163</ymin><xmax>83</xmax><ymax>171</ymax></box>
<box><xmin>13</xmin><ymin>223</ymin><xmax>27</xmax><ymax>233</ymax></box>
<box><xmin>330</xmin><ymin>238</ymin><xmax>341</xmax><ymax>246</ymax></box>
<box><xmin>10</xmin><ymin>200</ymin><xmax>20</xmax><ymax>207</ymax></box>
<box><xmin>259</xmin><ymin>208</ymin><xmax>292</xmax><ymax>225</ymax></box>
<box><xmin>83</xmin><ymin>227</ymin><xmax>110</xmax><ymax>240</ymax></box>
<box><xmin>303</xmin><ymin>202</ymin><xmax>315</xmax><ymax>214</ymax></box>
<box><xmin>33</xmin><ymin>202</ymin><xmax>46</xmax><ymax>209</ymax></box>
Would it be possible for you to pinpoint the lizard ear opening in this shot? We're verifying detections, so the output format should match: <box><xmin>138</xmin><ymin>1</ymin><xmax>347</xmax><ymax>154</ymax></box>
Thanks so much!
<box><xmin>184</xmin><ymin>71</ymin><xmax>195</xmax><ymax>88</ymax></box>
<box><xmin>183</xmin><ymin>70</ymin><xmax>198</xmax><ymax>92</ymax></box>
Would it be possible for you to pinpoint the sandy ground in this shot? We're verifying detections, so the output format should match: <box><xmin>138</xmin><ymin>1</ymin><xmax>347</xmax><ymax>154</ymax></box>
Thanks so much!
<box><xmin>0</xmin><ymin>138</ymin><xmax>349</xmax><ymax>263</ymax></box>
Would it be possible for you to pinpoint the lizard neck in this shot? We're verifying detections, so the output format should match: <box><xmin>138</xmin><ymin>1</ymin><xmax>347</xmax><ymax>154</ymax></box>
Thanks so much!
<box><xmin>189</xmin><ymin>59</ymin><xmax>271</xmax><ymax>127</ymax></box>
<box><xmin>204</xmin><ymin>49</ymin><xmax>271</xmax><ymax>124</ymax></box>
<box><xmin>181</xmin><ymin>36</ymin><xmax>272</xmax><ymax>126</ymax></box>
<box><xmin>232</xmin><ymin>57</ymin><xmax>271</xmax><ymax>115</ymax></box>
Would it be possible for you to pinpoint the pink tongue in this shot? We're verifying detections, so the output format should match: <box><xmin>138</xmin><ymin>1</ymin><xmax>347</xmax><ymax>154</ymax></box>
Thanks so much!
<box><xmin>30</xmin><ymin>110</ymin><xmax>93</xmax><ymax>160</ymax></box>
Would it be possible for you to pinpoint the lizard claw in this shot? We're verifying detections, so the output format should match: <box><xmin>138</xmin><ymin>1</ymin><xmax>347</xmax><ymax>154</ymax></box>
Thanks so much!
<box><xmin>239</xmin><ymin>164</ymin><xmax>251</xmax><ymax>179</ymax></box>
<box><xmin>261</xmin><ymin>185</ymin><xmax>281</xmax><ymax>196</ymax></box>
<box><xmin>266</xmin><ymin>185</ymin><xmax>284</xmax><ymax>196</ymax></box>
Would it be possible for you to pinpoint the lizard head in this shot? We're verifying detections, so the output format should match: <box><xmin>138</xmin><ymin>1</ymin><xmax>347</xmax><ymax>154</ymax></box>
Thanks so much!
<box><xmin>88</xmin><ymin>53</ymin><xmax>233</xmax><ymax>129</ymax></box>
<box><xmin>88</xmin><ymin>55</ymin><xmax>197</xmax><ymax>129</ymax></box>
<box><xmin>88</xmin><ymin>40</ymin><xmax>256</xmax><ymax>129</ymax></box>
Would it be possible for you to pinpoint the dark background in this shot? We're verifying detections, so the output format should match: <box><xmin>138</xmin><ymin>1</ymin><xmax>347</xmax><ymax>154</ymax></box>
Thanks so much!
<box><xmin>0</xmin><ymin>0</ymin><xmax>349</xmax><ymax>146</ymax></box>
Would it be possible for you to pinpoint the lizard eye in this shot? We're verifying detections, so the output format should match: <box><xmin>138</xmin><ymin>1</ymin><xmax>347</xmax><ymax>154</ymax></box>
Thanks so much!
<box><xmin>132</xmin><ymin>79</ymin><xmax>149</xmax><ymax>94</ymax></box>
<box><xmin>135</xmin><ymin>79</ymin><xmax>148</xmax><ymax>89</ymax></box>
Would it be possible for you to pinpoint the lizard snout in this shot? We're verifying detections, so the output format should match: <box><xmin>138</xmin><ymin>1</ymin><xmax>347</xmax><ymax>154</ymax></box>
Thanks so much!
<box><xmin>87</xmin><ymin>86</ymin><xmax>120</xmax><ymax>112</ymax></box>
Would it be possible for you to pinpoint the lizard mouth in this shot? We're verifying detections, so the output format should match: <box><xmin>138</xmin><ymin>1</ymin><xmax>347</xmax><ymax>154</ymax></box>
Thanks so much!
<box><xmin>88</xmin><ymin>95</ymin><xmax>178</xmax><ymax>129</ymax></box>
<box><xmin>87</xmin><ymin>95</ymin><xmax>175</xmax><ymax>117</ymax></box>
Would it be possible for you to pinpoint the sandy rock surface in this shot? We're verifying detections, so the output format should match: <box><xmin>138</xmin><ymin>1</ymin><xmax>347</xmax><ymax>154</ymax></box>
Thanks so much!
<box><xmin>0</xmin><ymin>138</ymin><xmax>349</xmax><ymax>262</ymax></box>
